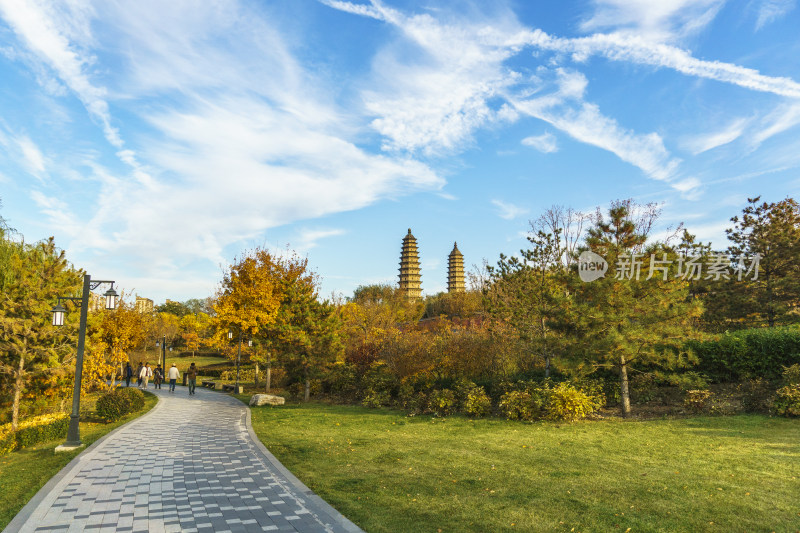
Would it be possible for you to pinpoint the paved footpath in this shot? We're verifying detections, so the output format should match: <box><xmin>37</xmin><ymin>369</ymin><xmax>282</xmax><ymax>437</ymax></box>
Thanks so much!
<box><xmin>4</xmin><ymin>386</ymin><xmax>363</xmax><ymax>533</ymax></box>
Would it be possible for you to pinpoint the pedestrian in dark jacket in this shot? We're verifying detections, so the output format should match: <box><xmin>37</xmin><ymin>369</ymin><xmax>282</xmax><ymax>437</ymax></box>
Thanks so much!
<box><xmin>136</xmin><ymin>363</ymin><xmax>143</xmax><ymax>387</ymax></box>
<box><xmin>125</xmin><ymin>363</ymin><xmax>133</xmax><ymax>387</ymax></box>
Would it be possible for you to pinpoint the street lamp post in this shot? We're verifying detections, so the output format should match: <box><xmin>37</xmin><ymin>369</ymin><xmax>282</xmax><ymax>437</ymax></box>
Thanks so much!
<box><xmin>156</xmin><ymin>335</ymin><xmax>166</xmax><ymax>378</ymax></box>
<box><xmin>52</xmin><ymin>274</ymin><xmax>117</xmax><ymax>451</ymax></box>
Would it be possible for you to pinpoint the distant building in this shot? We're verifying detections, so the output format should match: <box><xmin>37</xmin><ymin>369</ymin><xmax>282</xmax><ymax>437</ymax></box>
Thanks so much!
<box><xmin>135</xmin><ymin>296</ymin><xmax>154</xmax><ymax>314</ymax></box>
<box><xmin>447</xmin><ymin>242</ymin><xmax>465</xmax><ymax>293</ymax></box>
<box><xmin>87</xmin><ymin>292</ymin><xmax>104</xmax><ymax>312</ymax></box>
<box><xmin>398</xmin><ymin>229</ymin><xmax>422</xmax><ymax>300</ymax></box>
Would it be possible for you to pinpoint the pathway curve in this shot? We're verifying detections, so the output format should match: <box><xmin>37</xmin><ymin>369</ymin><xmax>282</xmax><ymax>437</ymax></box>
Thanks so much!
<box><xmin>5</xmin><ymin>385</ymin><xmax>363</xmax><ymax>533</ymax></box>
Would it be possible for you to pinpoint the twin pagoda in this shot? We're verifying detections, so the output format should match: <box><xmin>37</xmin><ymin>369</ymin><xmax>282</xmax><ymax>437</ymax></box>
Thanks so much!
<box><xmin>398</xmin><ymin>228</ymin><xmax>464</xmax><ymax>300</ymax></box>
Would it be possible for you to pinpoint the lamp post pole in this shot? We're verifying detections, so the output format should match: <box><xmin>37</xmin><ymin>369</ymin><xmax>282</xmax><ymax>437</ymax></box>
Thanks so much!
<box><xmin>161</xmin><ymin>335</ymin><xmax>166</xmax><ymax>377</ymax></box>
<box><xmin>53</xmin><ymin>274</ymin><xmax>117</xmax><ymax>451</ymax></box>
<box><xmin>236</xmin><ymin>330</ymin><xmax>242</xmax><ymax>392</ymax></box>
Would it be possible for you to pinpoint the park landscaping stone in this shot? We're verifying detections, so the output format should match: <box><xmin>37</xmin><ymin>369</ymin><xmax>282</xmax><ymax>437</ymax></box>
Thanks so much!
<box><xmin>250</xmin><ymin>394</ymin><xmax>285</xmax><ymax>406</ymax></box>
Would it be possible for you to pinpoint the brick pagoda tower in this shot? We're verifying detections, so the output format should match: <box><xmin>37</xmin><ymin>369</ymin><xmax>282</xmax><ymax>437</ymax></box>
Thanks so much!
<box><xmin>447</xmin><ymin>242</ymin><xmax>465</xmax><ymax>293</ymax></box>
<box><xmin>398</xmin><ymin>229</ymin><xmax>422</xmax><ymax>300</ymax></box>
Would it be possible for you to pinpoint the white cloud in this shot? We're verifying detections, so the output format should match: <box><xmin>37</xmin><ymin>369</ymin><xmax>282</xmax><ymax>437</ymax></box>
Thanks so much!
<box><xmin>522</xmin><ymin>132</ymin><xmax>558</xmax><ymax>153</ymax></box>
<box><xmin>0</xmin><ymin>0</ymin><xmax>151</xmax><ymax>178</ymax></box>
<box><xmin>580</xmin><ymin>0</ymin><xmax>725</xmax><ymax>42</ymax></box>
<box><xmin>750</xmin><ymin>102</ymin><xmax>800</xmax><ymax>147</ymax></box>
<box><xmin>755</xmin><ymin>0</ymin><xmax>797</xmax><ymax>30</ymax></box>
<box><xmin>327</xmin><ymin>1</ymin><xmax>525</xmax><ymax>155</ymax></box>
<box><xmin>16</xmin><ymin>135</ymin><xmax>46</xmax><ymax>175</ymax></box>
<box><xmin>512</xmin><ymin>69</ymin><xmax>681</xmax><ymax>183</ymax></box>
<box><xmin>295</xmin><ymin>228</ymin><xmax>347</xmax><ymax>252</ymax></box>
<box><xmin>683</xmin><ymin>118</ymin><xmax>749</xmax><ymax>154</ymax></box>
<box><xmin>492</xmin><ymin>199</ymin><xmax>529</xmax><ymax>220</ymax></box>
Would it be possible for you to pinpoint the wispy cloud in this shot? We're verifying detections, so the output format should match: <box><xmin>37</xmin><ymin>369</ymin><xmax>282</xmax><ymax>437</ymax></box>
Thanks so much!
<box><xmin>580</xmin><ymin>0</ymin><xmax>725</xmax><ymax>42</ymax></box>
<box><xmin>492</xmin><ymin>199</ymin><xmax>529</xmax><ymax>220</ymax></box>
<box><xmin>521</xmin><ymin>132</ymin><xmax>558</xmax><ymax>153</ymax></box>
<box><xmin>683</xmin><ymin>118</ymin><xmax>749</xmax><ymax>154</ymax></box>
<box><xmin>755</xmin><ymin>0</ymin><xmax>797</xmax><ymax>30</ymax></box>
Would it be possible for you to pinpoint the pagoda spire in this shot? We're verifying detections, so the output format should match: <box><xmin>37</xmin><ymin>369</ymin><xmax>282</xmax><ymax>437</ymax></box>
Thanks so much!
<box><xmin>398</xmin><ymin>229</ymin><xmax>422</xmax><ymax>300</ymax></box>
<box><xmin>447</xmin><ymin>241</ymin><xmax>465</xmax><ymax>293</ymax></box>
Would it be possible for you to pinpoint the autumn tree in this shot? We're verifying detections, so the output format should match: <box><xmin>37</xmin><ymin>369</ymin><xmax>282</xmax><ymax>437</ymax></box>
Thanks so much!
<box><xmin>561</xmin><ymin>201</ymin><xmax>702</xmax><ymax>417</ymax></box>
<box><xmin>258</xmin><ymin>254</ymin><xmax>342</xmax><ymax>401</ymax></box>
<box><xmin>83</xmin><ymin>295</ymin><xmax>146</xmax><ymax>391</ymax></box>
<box><xmin>211</xmin><ymin>248</ymin><xmax>283</xmax><ymax>361</ymax></box>
<box><xmin>0</xmin><ymin>236</ymin><xmax>81</xmax><ymax>430</ymax></box>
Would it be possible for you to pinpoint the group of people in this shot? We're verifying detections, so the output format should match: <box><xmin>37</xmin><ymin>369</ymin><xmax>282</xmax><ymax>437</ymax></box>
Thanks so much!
<box><xmin>123</xmin><ymin>361</ymin><xmax>199</xmax><ymax>394</ymax></box>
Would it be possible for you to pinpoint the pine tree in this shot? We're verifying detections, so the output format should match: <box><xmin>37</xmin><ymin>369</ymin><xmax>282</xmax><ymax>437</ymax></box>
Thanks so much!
<box><xmin>563</xmin><ymin>203</ymin><xmax>702</xmax><ymax>417</ymax></box>
<box><xmin>0</xmin><ymin>237</ymin><xmax>81</xmax><ymax>429</ymax></box>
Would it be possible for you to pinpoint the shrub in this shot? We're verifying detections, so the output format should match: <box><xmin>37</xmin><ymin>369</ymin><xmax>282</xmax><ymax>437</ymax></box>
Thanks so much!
<box><xmin>546</xmin><ymin>382</ymin><xmax>600</xmax><ymax>421</ymax></box>
<box><xmin>117</xmin><ymin>387</ymin><xmax>145</xmax><ymax>412</ymax></box>
<box><xmin>464</xmin><ymin>387</ymin><xmax>492</xmax><ymax>417</ymax></box>
<box><xmin>429</xmin><ymin>389</ymin><xmax>456</xmax><ymax>417</ymax></box>
<box><xmin>361</xmin><ymin>362</ymin><xmax>398</xmax><ymax>400</ymax></box>
<box><xmin>691</xmin><ymin>326</ymin><xmax>800</xmax><ymax>382</ymax></box>
<box><xmin>684</xmin><ymin>390</ymin><xmax>713</xmax><ymax>413</ymax></box>
<box><xmin>499</xmin><ymin>391</ymin><xmax>535</xmax><ymax>421</ymax></box>
<box><xmin>782</xmin><ymin>364</ymin><xmax>800</xmax><ymax>386</ymax></box>
<box><xmin>361</xmin><ymin>389</ymin><xmax>392</xmax><ymax>408</ymax></box>
<box><xmin>323</xmin><ymin>362</ymin><xmax>358</xmax><ymax>399</ymax></box>
<box><xmin>0</xmin><ymin>413</ymin><xmax>70</xmax><ymax>456</ymax></box>
<box><xmin>631</xmin><ymin>373</ymin><xmax>659</xmax><ymax>404</ymax></box>
<box><xmin>96</xmin><ymin>387</ymin><xmax>145</xmax><ymax>422</ymax></box>
<box><xmin>667</xmin><ymin>371</ymin><xmax>709</xmax><ymax>392</ymax></box>
<box><xmin>738</xmin><ymin>378</ymin><xmax>773</xmax><ymax>413</ymax></box>
<box><xmin>772</xmin><ymin>385</ymin><xmax>800</xmax><ymax>417</ymax></box>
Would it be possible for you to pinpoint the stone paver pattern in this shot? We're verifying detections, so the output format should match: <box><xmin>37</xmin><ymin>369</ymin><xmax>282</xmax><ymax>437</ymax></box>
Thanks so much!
<box><xmin>5</xmin><ymin>386</ymin><xmax>362</xmax><ymax>533</ymax></box>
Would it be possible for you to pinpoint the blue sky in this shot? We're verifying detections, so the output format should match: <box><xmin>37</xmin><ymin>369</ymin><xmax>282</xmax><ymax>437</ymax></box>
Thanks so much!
<box><xmin>1</xmin><ymin>0</ymin><xmax>798</xmax><ymax>304</ymax></box>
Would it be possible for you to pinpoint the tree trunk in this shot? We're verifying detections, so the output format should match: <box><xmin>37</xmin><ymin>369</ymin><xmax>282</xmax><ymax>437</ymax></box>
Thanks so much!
<box><xmin>619</xmin><ymin>355</ymin><xmax>631</xmax><ymax>418</ymax></box>
<box><xmin>254</xmin><ymin>362</ymin><xmax>259</xmax><ymax>388</ymax></box>
<box><xmin>303</xmin><ymin>365</ymin><xmax>310</xmax><ymax>402</ymax></box>
<box><xmin>11</xmin><ymin>354</ymin><xmax>25</xmax><ymax>431</ymax></box>
<box><xmin>266</xmin><ymin>357</ymin><xmax>271</xmax><ymax>393</ymax></box>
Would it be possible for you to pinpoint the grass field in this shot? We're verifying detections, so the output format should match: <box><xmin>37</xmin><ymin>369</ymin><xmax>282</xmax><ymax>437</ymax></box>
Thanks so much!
<box><xmin>246</xmin><ymin>403</ymin><xmax>800</xmax><ymax>533</ymax></box>
<box><xmin>0</xmin><ymin>391</ymin><xmax>159</xmax><ymax>530</ymax></box>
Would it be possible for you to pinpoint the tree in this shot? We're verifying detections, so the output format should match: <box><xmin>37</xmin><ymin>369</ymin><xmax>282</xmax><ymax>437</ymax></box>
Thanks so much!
<box><xmin>180</xmin><ymin>312</ymin><xmax>210</xmax><ymax>358</ymax></box>
<box><xmin>83</xmin><ymin>295</ymin><xmax>146</xmax><ymax>391</ymax></box>
<box><xmin>211</xmin><ymin>247</ymin><xmax>283</xmax><ymax>355</ymax></box>
<box><xmin>562</xmin><ymin>201</ymin><xmax>702</xmax><ymax>417</ymax></box>
<box><xmin>488</xmin><ymin>228</ymin><xmax>567</xmax><ymax>378</ymax></box>
<box><xmin>725</xmin><ymin>197</ymin><xmax>800</xmax><ymax>328</ymax></box>
<box><xmin>0</xmin><ymin>237</ymin><xmax>81</xmax><ymax>430</ymax></box>
<box><xmin>258</xmin><ymin>254</ymin><xmax>342</xmax><ymax>401</ymax></box>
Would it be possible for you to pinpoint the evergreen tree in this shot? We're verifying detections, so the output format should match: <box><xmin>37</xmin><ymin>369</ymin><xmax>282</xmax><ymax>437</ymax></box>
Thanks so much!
<box><xmin>725</xmin><ymin>197</ymin><xmax>800</xmax><ymax>328</ymax></box>
<box><xmin>0</xmin><ymin>237</ymin><xmax>81</xmax><ymax>429</ymax></box>
<box><xmin>563</xmin><ymin>202</ymin><xmax>702</xmax><ymax>417</ymax></box>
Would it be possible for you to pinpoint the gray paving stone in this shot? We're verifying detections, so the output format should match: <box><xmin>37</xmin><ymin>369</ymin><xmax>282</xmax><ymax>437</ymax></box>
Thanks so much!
<box><xmin>6</xmin><ymin>388</ymin><xmax>362</xmax><ymax>533</ymax></box>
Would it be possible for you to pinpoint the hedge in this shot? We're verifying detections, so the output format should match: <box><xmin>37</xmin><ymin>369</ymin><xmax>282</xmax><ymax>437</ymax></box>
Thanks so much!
<box><xmin>95</xmin><ymin>388</ymin><xmax>145</xmax><ymax>422</ymax></box>
<box><xmin>690</xmin><ymin>326</ymin><xmax>800</xmax><ymax>382</ymax></box>
<box><xmin>0</xmin><ymin>413</ymin><xmax>70</xmax><ymax>457</ymax></box>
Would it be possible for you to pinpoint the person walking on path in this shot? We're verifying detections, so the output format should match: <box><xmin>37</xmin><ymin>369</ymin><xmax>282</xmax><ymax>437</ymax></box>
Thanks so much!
<box><xmin>139</xmin><ymin>362</ymin><xmax>153</xmax><ymax>389</ymax></box>
<box><xmin>136</xmin><ymin>362</ymin><xmax>143</xmax><ymax>387</ymax></box>
<box><xmin>167</xmin><ymin>363</ymin><xmax>180</xmax><ymax>392</ymax></box>
<box><xmin>154</xmin><ymin>364</ymin><xmax>164</xmax><ymax>389</ymax></box>
<box><xmin>124</xmin><ymin>362</ymin><xmax>133</xmax><ymax>387</ymax></box>
<box><xmin>187</xmin><ymin>362</ymin><xmax>198</xmax><ymax>395</ymax></box>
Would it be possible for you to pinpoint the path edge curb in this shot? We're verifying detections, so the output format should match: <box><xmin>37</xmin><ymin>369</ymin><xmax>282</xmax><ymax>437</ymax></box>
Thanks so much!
<box><xmin>2</xmin><ymin>391</ymin><xmax>164</xmax><ymax>533</ymax></box>
<box><xmin>243</xmin><ymin>403</ymin><xmax>364</xmax><ymax>533</ymax></box>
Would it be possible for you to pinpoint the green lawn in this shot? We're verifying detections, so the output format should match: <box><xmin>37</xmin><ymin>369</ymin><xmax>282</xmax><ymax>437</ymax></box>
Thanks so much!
<box><xmin>247</xmin><ymin>403</ymin><xmax>800</xmax><ymax>533</ymax></box>
<box><xmin>0</xmin><ymin>391</ymin><xmax>159</xmax><ymax>530</ymax></box>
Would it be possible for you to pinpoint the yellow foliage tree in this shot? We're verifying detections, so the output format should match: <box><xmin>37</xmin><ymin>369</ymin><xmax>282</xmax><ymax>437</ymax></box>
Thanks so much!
<box><xmin>211</xmin><ymin>248</ymin><xmax>283</xmax><ymax>355</ymax></box>
<box><xmin>83</xmin><ymin>296</ymin><xmax>145</xmax><ymax>392</ymax></box>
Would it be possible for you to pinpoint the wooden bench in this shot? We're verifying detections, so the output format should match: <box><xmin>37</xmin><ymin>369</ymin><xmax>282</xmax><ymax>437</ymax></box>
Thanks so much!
<box><xmin>221</xmin><ymin>384</ymin><xmax>244</xmax><ymax>394</ymax></box>
<box><xmin>201</xmin><ymin>381</ymin><xmax>216</xmax><ymax>389</ymax></box>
